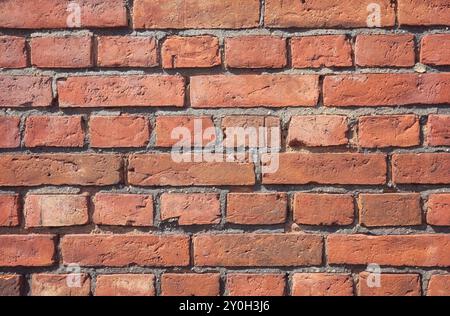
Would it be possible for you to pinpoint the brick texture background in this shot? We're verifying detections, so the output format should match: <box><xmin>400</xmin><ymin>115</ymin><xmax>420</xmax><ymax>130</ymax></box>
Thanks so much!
<box><xmin>0</xmin><ymin>0</ymin><xmax>449</xmax><ymax>296</ymax></box>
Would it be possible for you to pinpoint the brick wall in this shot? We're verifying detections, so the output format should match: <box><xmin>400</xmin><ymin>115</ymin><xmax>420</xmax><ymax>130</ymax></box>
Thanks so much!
<box><xmin>0</xmin><ymin>0</ymin><xmax>450</xmax><ymax>296</ymax></box>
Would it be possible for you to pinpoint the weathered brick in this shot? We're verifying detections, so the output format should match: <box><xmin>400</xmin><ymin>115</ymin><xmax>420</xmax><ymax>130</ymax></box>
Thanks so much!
<box><xmin>0</xmin><ymin>235</ymin><xmax>55</xmax><ymax>267</ymax></box>
<box><xmin>31</xmin><ymin>36</ymin><xmax>93</xmax><ymax>68</ymax></box>
<box><xmin>0</xmin><ymin>0</ymin><xmax>127</xmax><ymax>29</ymax></box>
<box><xmin>0</xmin><ymin>36</ymin><xmax>27</xmax><ymax>68</ymax></box>
<box><xmin>398</xmin><ymin>0</ymin><xmax>450</xmax><ymax>26</ymax></box>
<box><xmin>328</xmin><ymin>234</ymin><xmax>450</xmax><ymax>267</ymax></box>
<box><xmin>58</xmin><ymin>76</ymin><xmax>185</xmax><ymax>108</ymax></box>
<box><xmin>287</xmin><ymin>115</ymin><xmax>348</xmax><ymax>147</ymax></box>
<box><xmin>324</xmin><ymin>74</ymin><xmax>450</xmax><ymax>107</ymax></box>
<box><xmin>133</xmin><ymin>0</ymin><xmax>260</xmax><ymax>29</ymax></box>
<box><xmin>0</xmin><ymin>275</ymin><xmax>22</xmax><ymax>296</ymax></box>
<box><xmin>25</xmin><ymin>194</ymin><xmax>89</xmax><ymax>228</ymax></box>
<box><xmin>0</xmin><ymin>154</ymin><xmax>122</xmax><ymax>186</ymax></box>
<box><xmin>97</xmin><ymin>36</ymin><xmax>158</xmax><ymax>68</ymax></box>
<box><xmin>24</xmin><ymin>116</ymin><xmax>84</xmax><ymax>148</ymax></box>
<box><xmin>31</xmin><ymin>274</ymin><xmax>91</xmax><ymax>296</ymax></box>
<box><xmin>222</xmin><ymin>116</ymin><xmax>280</xmax><ymax>148</ymax></box>
<box><xmin>291</xmin><ymin>36</ymin><xmax>352</xmax><ymax>68</ymax></box>
<box><xmin>358</xmin><ymin>273</ymin><xmax>421</xmax><ymax>296</ymax></box>
<box><xmin>0</xmin><ymin>194</ymin><xmax>20</xmax><ymax>227</ymax></box>
<box><xmin>160</xmin><ymin>193</ymin><xmax>221</xmax><ymax>225</ymax></box>
<box><xmin>265</xmin><ymin>0</ymin><xmax>395</xmax><ymax>28</ymax></box>
<box><xmin>90</xmin><ymin>116</ymin><xmax>150</xmax><ymax>148</ymax></box>
<box><xmin>263</xmin><ymin>153</ymin><xmax>387</xmax><ymax>185</ymax></box>
<box><xmin>225</xmin><ymin>36</ymin><xmax>287</xmax><ymax>68</ymax></box>
<box><xmin>194</xmin><ymin>234</ymin><xmax>323</xmax><ymax>267</ymax></box>
<box><xmin>128</xmin><ymin>154</ymin><xmax>255</xmax><ymax>186</ymax></box>
<box><xmin>61</xmin><ymin>235</ymin><xmax>190</xmax><ymax>267</ymax></box>
<box><xmin>0</xmin><ymin>76</ymin><xmax>53</xmax><ymax>107</ymax></box>
<box><xmin>227</xmin><ymin>274</ymin><xmax>285</xmax><ymax>296</ymax></box>
<box><xmin>358</xmin><ymin>193</ymin><xmax>422</xmax><ymax>227</ymax></box>
<box><xmin>190</xmin><ymin>75</ymin><xmax>319</xmax><ymax>108</ymax></box>
<box><xmin>155</xmin><ymin>116</ymin><xmax>215</xmax><ymax>148</ymax></box>
<box><xmin>162</xmin><ymin>36</ymin><xmax>220</xmax><ymax>69</ymax></box>
<box><xmin>355</xmin><ymin>35</ymin><xmax>415</xmax><ymax>67</ymax></box>
<box><xmin>95</xmin><ymin>274</ymin><xmax>155</xmax><ymax>296</ymax></box>
<box><xmin>93</xmin><ymin>194</ymin><xmax>154</xmax><ymax>227</ymax></box>
<box><xmin>421</xmin><ymin>34</ymin><xmax>450</xmax><ymax>66</ymax></box>
<box><xmin>427</xmin><ymin>115</ymin><xmax>450</xmax><ymax>146</ymax></box>
<box><xmin>427</xmin><ymin>194</ymin><xmax>450</xmax><ymax>226</ymax></box>
<box><xmin>358</xmin><ymin>115</ymin><xmax>420</xmax><ymax>148</ymax></box>
<box><xmin>292</xmin><ymin>274</ymin><xmax>354</xmax><ymax>296</ymax></box>
<box><xmin>428</xmin><ymin>275</ymin><xmax>450</xmax><ymax>296</ymax></box>
<box><xmin>392</xmin><ymin>153</ymin><xmax>450</xmax><ymax>184</ymax></box>
<box><xmin>226</xmin><ymin>193</ymin><xmax>287</xmax><ymax>225</ymax></box>
<box><xmin>0</xmin><ymin>116</ymin><xmax>20</xmax><ymax>148</ymax></box>
<box><xmin>161</xmin><ymin>274</ymin><xmax>220</xmax><ymax>296</ymax></box>
<box><xmin>293</xmin><ymin>193</ymin><xmax>354</xmax><ymax>226</ymax></box>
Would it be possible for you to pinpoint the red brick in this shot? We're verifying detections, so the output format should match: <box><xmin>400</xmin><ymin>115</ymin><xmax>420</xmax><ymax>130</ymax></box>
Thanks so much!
<box><xmin>328</xmin><ymin>234</ymin><xmax>450</xmax><ymax>267</ymax></box>
<box><xmin>291</xmin><ymin>36</ymin><xmax>352</xmax><ymax>68</ymax></box>
<box><xmin>0</xmin><ymin>235</ymin><xmax>55</xmax><ymax>267</ymax></box>
<box><xmin>392</xmin><ymin>153</ymin><xmax>450</xmax><ymax>184</ymax></box>
<box><xmin>0</xmin><ymin>0</ymin><xmax>127</xmax><ymax>29</ymax></box>
<box><xmin>222</xmin><ymin>116</ymin><xmax>280</xmax><ymax>148</ymax></box>
<box><xmin>421</xmin><ymin>34</ymin><xmax>450</xmax><ymax>66</ymax></box>
<box><xmin>190</xmin><ymin>75</ymin><xmax>319</xmax><ymax>108</ymax></box>
<box><xmin>265</xmin><ymin>0</ymin><xmax>395</xmax><ymax>28</ymax></box>
<box><xmin>226</xmin><ymin>193</ymin><xmax>287</xmax><ymax>225</ymax></box>
<box><xmin>31</xmin><ymin>36</ymin><xmax>93</xmax><ymax>68</ymax></box>
<box><xmin>58</xmin><ymin>76</ymin><xmax>185</xmax><ymax>108</ymax></box>
<box><xmin>0</xmin><ymin>36</ymin><xmax>27</xmax><ymax>68</ymax></box>
<box><xmin>263</xmin><ymin>153</ymin><xmax>387</xmax><ymax>185</ymax></box>
<box><xmin>160</xmin><ymin>193</ymin><xmax>221</xmax><ymax>225</ymax></box>
<box><xmin>227</xmin><ymin>274</ymin><xmax>285</xmax><ymax>296</ymax></box>
<box><xmin>194</xmin><ymin>234</ymin><xmax>323</xmax><ymax>267</ymax></box>
<box><xmin>324</xmin><ymin>74</ymin><xmax>450</xmax><ymax>107</ymax></box>
<box><xmin>133</xmin><ymin>0</ymin><xmax>260</xmax><ymax>29</ymax></box>
<box><xmin>90</xmin><ymin>116</ymin><xmax>150</xmax><ymax>148</ymax></box>
<box><xmin>93</xmin><ymin>194</ymin><xmax>154</xmax><ymax>227</ymax></box>
<box><xmin>24</xmin><ymin>116</ymin><xmax>84</xmax><ymax>148</ymax></box>
<box><xmin>428</xmin><ymin>275</ymin><xmax>450</xmax><ymax>296</ymax></box>
<box><xmin>161</xmin><ymin>274</ymin><xmax>220</xmax><ymax>296</ymax></box>
<box><xmin>358</xmin><ymin>193</ymin><xmax>422</xmax><ymax>227</ymax></box>
<box><xmin>0</xmin><ymin>194</ymin><xmax>20</xmax><ymax>227</ymax></box>
<box><xmin>427</xmin><ymin>194</ymin><xmax>450</xmax><ymax>226</ymax></box>
<box><xmin>293</xmin><ymin>193</ymin><xmax>354</xmax><ymax>226</ymax></box>
<box><xmin>427</xmin><ymin>115</ymin><xmax>450</xmax><ymax>146</ymax></box>
<box><xmin>398</xmin><ymin>0</ymin><xmax>450</xmax><ymax>26</ymax></box>
<box><xmin>0</xmin><ymin>116</ymin><xmax>20</xmax><ymax>148</ymax></box>
<box><xmin>61</xmin><ymin>234</ymin><xmax>190</xmax><ymax>267</ymax></box>
<box><xmin>0</xmin><ymin>275</ymin><xmax>22</xmax><ymax>296</ymax></box>
<box><xmin>359</xmin><ymin>273</ymin><xmax>421</xmax><ymax>296</ymax></box>
<box><xmin>225</xmin><ymin>36</ymin><xmax>287</xmax><ymax>68</ymax></box>
<box><xmin>358</xmin><ymin>115</ymin><xmax>420</xmax><ymax>148</ymax></box>
<box><xmin>0</xmin><ymin>76</ymin><xmax>52</xmax><ymax>107</ymax></box>
<box><xmin>95</xmin><ymin>275</ymin><xmax>155</xmax><ymax>296</ymax></box>
<box><xmin>287</xmin><ymin>115</ymin><xmax>348</xmax><ymax>147</ymax></box>
<box><xmin>97</xmin><ymin>36</ymin><xmax>158</xmax><ymax>68</ymax></box>
<box><xmin>162</xmin><ymin>36</ymin><xmax>220</xmax><ymax>69</ymax></box>
<box><xmin>155</xmin><ymin>116</ymin><xmax>215</xmax><ymax>147</ymax></box>
<box><xmin>25</xmin><ymin>194</ymin><xmax>89</xmax><ymax>228</ymax></box>
<box><xmin>31</xmin><ymin>274</ymin><xmax>91</xmax><ymax>296</ymax></box>
<box><xmin>355</xmin><ymin>35</ymin><xmax>415</xmax><ymax>67</ymax></box>
<box><xmin>0</xmin><ymin>154</ymin><xmax>122</xmax><ymax>186</ymax></box>
<box><xmin>292</xmin><ymin>274</ymin><xmax>354</xmax><ymax>296</ymax></box>
<box><xmin>128</xmin><ymin>154</ymin><xmax>255</xmax><ymax>186</ymax></box>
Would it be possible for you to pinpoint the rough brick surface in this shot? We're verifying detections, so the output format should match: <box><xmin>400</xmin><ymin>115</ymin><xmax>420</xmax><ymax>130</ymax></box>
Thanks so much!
<box><xmin>1</xmin><ymin>0</ymin><xmax>450</xmax><ymax>297</ymax></box>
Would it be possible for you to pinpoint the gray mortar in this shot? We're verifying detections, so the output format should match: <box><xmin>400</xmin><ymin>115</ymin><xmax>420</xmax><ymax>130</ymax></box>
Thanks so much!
<box><xmin>0</xmin><ymin>0</ymin><xmax>450</xmax><ymax>296</ymax></box>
